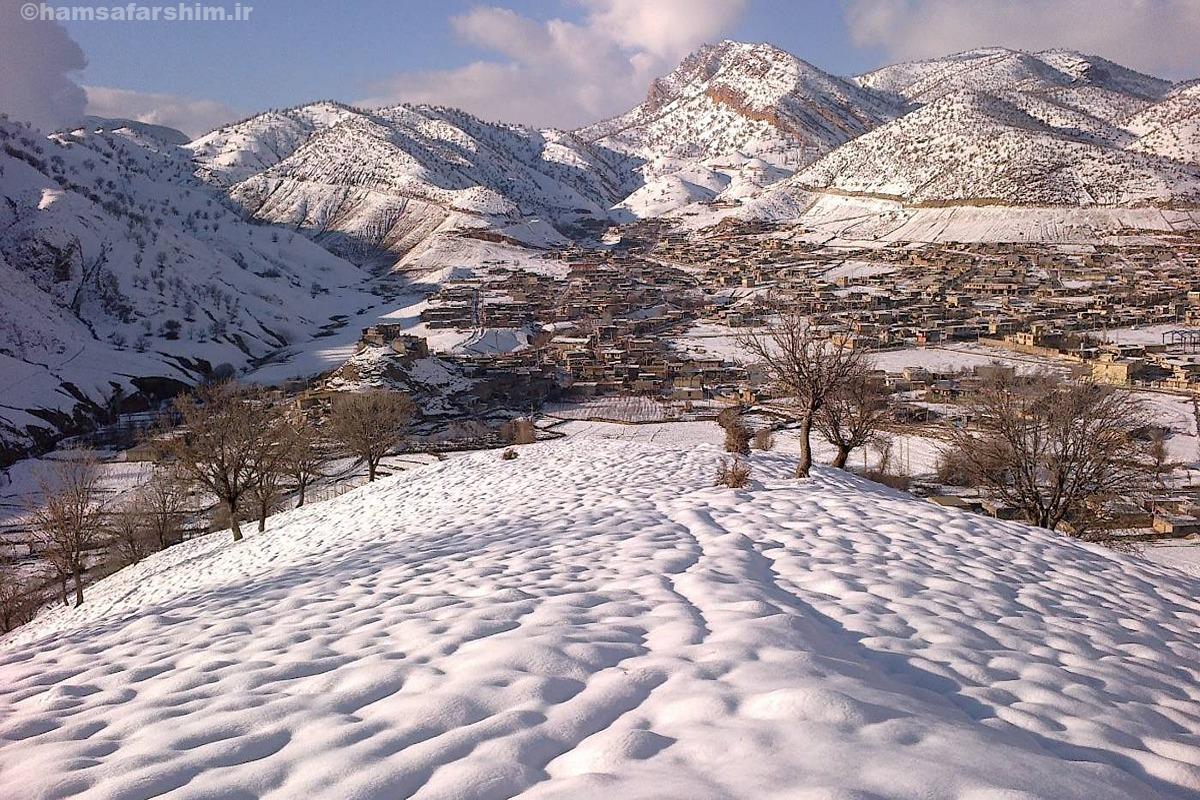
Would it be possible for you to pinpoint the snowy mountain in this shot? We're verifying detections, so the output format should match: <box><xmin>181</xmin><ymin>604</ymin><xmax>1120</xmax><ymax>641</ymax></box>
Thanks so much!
<box><xmin>580</xmin><ymin>40</ymin><xmax>902</xmax><ymax>217</ymax></box>
<box><xmin>2</xmin><ymin>438</ymin><xmax>1199</xmax><ymax>798</ymax></box>
<box><xmin>584</xmin><ymin>40</ymin><xmax>901</xmax><ymax>164</ymax></box>
<box><xmin>857</xmin><ymin>47</ymin><xmax>1171</xmax><ymax>105</ymax></box>
<box><xmin>79</xmin><ymin>116</ymin><xmax>191</xmax><ymax>147</ymax></box>
<box><xmin>754</xmin><ymin>48</ymin><xmax>1200</xmax><ymax>208</ymax></box>
<box><xmin>189</xmin><ymin>102</ymin><xmax>637</xmax><ymax>266</ymax></box>
<box><xmin>773</xmin><ymin>90</ymin><xmax>1200</xmax><ymax>206</ymax></box>
<box><xmin>0</xmin><ymin>118</ymin><xmax>371</xmax><ymax>460</ymax></box>
<box><xmin>185</xmin><ymin>44</ymin><xmax>1200</xmax><ymax>237</ymax></box>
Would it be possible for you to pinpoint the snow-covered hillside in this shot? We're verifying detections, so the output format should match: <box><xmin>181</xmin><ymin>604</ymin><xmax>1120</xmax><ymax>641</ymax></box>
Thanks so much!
<box><xmin>768</xmin><ymin>48</ymin><xmax>1200</xmax><ymax>208</ymax></box>
<box><xmin>581</xmin><ymin>40</ymin><xmax>902</xmax><ymax>218</ymax></box>
<box><xmin>776</xmin><ymin>91</ymin><xmax>1200</xmax><ymax>206</ymax></box>
<box><xmin>1128</xmin><ymin>83</ymin><xmax>1200</xmax><ymax>165</ymax></box>
<box><xmin>189</xmin><ymin>103</ymin><xmax>638</xmax><ymax>267</ymax></box>
<box><xmin>0</xmin><ymin>118</ymin><xmax>372</xmax><ymax>460</ymax></box>
<box><xmin>2</xmin><ymin>439</ymin><xmax>1199</xmax><ymax>798</ymax></box>
<box><xmin>187</xmin><ymin>44</ymin><xmax>1200</xmax><ymax>235</ymax></box>
<box><xmin>584</xmin><ymin>40</ymin><xmax>900</xmax><ymax>164</ymax></box>
<box><xmin>857</xmin><ymin>47</ymin><xmax>1171</xmax><ymax>105</ymax></box>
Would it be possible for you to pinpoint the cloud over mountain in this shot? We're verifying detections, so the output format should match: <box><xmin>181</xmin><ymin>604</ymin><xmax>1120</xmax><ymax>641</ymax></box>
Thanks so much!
<box><xmin>84</xmin><ymin>85</ymin><xmax>240</xmax><ymax>138</ymax></box>
<box><xmin>844</xmin><ymin>0</ymin><xmax>1200</xmax><ymax>80</ymax></box>
<box><xmin>0</xmin><ymin>0</ymin><xmax>87</xmax><ymax>130</ymax></box>
<box><xmin>358</xmin><ymin>0</ymin><xmax>748</xmax><ymax>128</ymax></box>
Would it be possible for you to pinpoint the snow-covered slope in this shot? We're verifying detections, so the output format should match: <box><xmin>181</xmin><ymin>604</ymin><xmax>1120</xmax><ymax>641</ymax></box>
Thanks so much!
<box><xmin>78</xmin><ymin>116</ymin><xmax>191</xmax><ymax>147</ymax></box>
<box><xmin>189</xmin><ymin>103</ymin><xmax>637</xmax><ymax>266</ymax></box>
<box><xmin>761</xmin><ymin>48</ymin><xmax>1200</xmax><ymax>208</ymax></box>
<box><xmin>0</xmin><ymin>119</ymin><xmax>371</xmax><ymax>460</ymax></box>
<box><xmin>3</xmin><ymin>439</ymin><xmax>1199</xmax><ymax>798</ymax></box>
<box><xmin>1128</xmin><ymin>83</ymin><xmax>1200</xmax><ymax>164</ymax></box>
<box><xmin>857</xmin><ymin>47</ymin><xmax>1171</xmax><ymax>105</ymax></box>
<box><xmin>579</xmin><ymin>40</ymin><xmax>902</xmax><ymax>218</ymax></box>
<box><xmin>185</xmin><ymin>45</ymin><xmax>1198</xmax><ymax>234</ymax></box>
<box><xmin>774</xmin><ymin>91</ymin><xmax>1200</xmax><ymax>206</ymax></box>
<box><xmin>585</xmin><ymin>40</ymin><xmax>900</xmax><ymax>164</ymax></box>
<box><xmin>186</xmin><ymin>101</ymin><xmax>357</xmax><ymax>186</ymax></box>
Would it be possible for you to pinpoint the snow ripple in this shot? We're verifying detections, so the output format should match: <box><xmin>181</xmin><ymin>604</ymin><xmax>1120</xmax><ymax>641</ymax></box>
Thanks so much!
<box><xmin>1</xmin><ymin>441</ymin><xmax>1199</xmax><ymax>799</ymax></box>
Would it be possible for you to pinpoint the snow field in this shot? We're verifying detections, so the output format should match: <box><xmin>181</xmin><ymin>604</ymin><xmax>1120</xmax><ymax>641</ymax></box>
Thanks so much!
<box><xmin>1</xmin><ymin>440</ymin><xmax>1199</xmax><ymax>798</ymax></box>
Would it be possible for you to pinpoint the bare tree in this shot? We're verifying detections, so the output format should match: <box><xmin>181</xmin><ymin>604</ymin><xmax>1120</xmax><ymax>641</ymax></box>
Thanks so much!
<box><xmin>155</xmin><ymin>382</ymin><xmax>277</xmax><ymax>542</ymax></box>
<box><xmin>0</xmin><ymin>560</ymin><xmax>34</xmax><ymax>632</ymax></box>
<box><xmin>247</xmin><ymin>414</ymin><xmax>293</xmax><ymax>533</ymax></box>
<box><xmin>328</xmin><ymin>391</ymin><xmax>416</xmax><ymax>481</ymax></box>
<box><xmin>1148</xmin><ymin>428</ymin><xmax>1170</xmax><ymax>489</ymax></box>
<box><xmin>815</xmin><ymin>370</ymin><xmax>891</xmax><ymax>469</ymax></box>
<box><xmin>948</xmin><ymin>373</ymin><xmax>1154</xmax><ymax>538</ymax></box>
<box><xmin>716</xmin><ymin>455</ymin><xmax>751</xmax><ymax>488</ymax></box>
<box><xmin>107</xmin><ymin>466</ymin><xmax>189</xmax><ymax>565</ymax></box>
<box><xmin>107</xmin><ymin>496</ymin><xmax>158</xmax><ymax>566</ymax></box>
<box><xmin>738</xmin><ymin>311</ymin><xmax>863</xmax><ymax>477</ymax></box>
<box><xmin>29</xmin><ymin>450</ymin><xmax>106</xmax><ymax>607</ymax></box>
<box><xmin>137</xmin><ymin>467</ymin><xmax>189</xmax><ymax>550</ymax></box>
<box><xmin>753</xmin><ymin>428</ymin><xmax>776</xmax><ymax>451</ymax></box>
<box><xmin>281</xmin><ymin>417</ymin><xmax>325</xmax><ymax>508</ymax></box>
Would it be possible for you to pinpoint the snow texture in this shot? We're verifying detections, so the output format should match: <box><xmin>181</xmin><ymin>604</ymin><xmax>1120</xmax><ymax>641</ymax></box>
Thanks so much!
<box><xmin>2</xmin><ymin>439</ymin><xmax>1199</xmax><ymax>799</ymax></box>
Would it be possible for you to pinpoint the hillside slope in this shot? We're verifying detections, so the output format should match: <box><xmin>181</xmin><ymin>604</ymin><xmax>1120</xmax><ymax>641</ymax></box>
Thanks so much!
<box><xmin>0</xmin><ymin>120</ymin><xmax>373</xmax><ymax>461</ymax></box>
<box><xmin>584</xmin><ymin>40</ymin><xmax>900</xmax><ymax>164</ymax></box>
<box><xmin>778</xmin><ymin>91</ymin><xmax>1200</xmax><ymax>206</ymax></box>
<box><xmin>762</xmin><ymin>48</ymin><xmax>1200</xmax><ymax>209</ymax></box>
<box><xmin>189</xmin><ymin>103</ymin><xmax>637</xmax><ymax>266</ymax></box>
<box><xmin>856</xmin><ymin>47</ymin><xmax>1171</xmax><ymax>105</ymax></box>
<box><xmin>2</xmin><ymin>440</ymin><xmax>1198</xmax><ymax>799</ymax></box>
<box><xmin>581</xmin><ymin>40</ymin><xmax>901</xmax><ymax>218</ymax></box>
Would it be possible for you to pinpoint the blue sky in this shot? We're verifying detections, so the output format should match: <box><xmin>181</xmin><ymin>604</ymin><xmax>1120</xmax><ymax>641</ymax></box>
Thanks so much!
<box><xmin>68</xmin><ymin>1</ymin><xmax>529</xmax><ymax>112</ymax></box>
<box><xmin>4</xmin><ymin>0</ymin><xmax>1200</xmax><ymax>136</ymax></box>
<box><xmin>65</xmin><ymin>0</ymin><xmax>882</xmax><ymax>115</ymax></box>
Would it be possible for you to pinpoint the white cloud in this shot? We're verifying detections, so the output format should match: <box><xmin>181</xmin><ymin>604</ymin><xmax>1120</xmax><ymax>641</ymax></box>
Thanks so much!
<box><xmin>0</xmin><ymin>0</ymin><xmax>234</xmax><ymax>137</ymax></box>
<box><xmin>0</xmin><ymin>0</ymin><xmax>87</xmax><ymax>130</ymax></box>
<box><xmin>844</xmin><ymin>0</ymin><xmax>1200</xmax><ymax>79</ymax></box>
<box><xmin>84</xmin><ymin>86</ymin><xmax>239</xmax><ymax>139</ymax></box>
<box><xmin>359</xmin><ymin>0</ymin><xmax>748</xmax><ymax>129</ymax></box>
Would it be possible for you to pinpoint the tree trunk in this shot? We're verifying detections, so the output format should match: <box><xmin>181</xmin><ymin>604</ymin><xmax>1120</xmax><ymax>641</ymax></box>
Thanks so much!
<box><xmin>228</xmin><ymin>499</ymin><xmax>243</xmax><ymax>542</ymax></box>
<box><xmin>60</xmin><ymin>575</ymin><xmax>68</xmax><ymax>606</ymax></box>
<box><xmin>367</xmin><ymin>458</ymin><xmax>377</xmax><ymax>482</ymax></box>
<box><xmin>833</xmin><ymin>444</ymin><xmax>851</xmax><ymax>469</ymax></box>
<box><xmin>796</xmin><ymin>413</ymin><xmax>814</xmax><ymax>478</ymax></box>
<box><xmin>73</xmin><ymin>569</ymin><xmax>84</xmax><ymax>608</ymax></box>
<box><xmin>296</xmin><ymin>482</ymin><xmax>306</xmax><ymax>508</ymax></box>
<box><xmin>258</xmin><ymin>505</ymin><xmax>267</xmax><ymax>533</ymax></box>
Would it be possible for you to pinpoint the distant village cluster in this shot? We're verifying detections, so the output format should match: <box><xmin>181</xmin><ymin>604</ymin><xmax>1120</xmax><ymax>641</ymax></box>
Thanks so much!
<box><xmin>351</xmin><ymin>221</ymin><xmax>1200</xmax><ymax>416</ymax></box>
<box><xmin>322</xmin><ymin>220</ymin><xmax>1200</xmax><ymax>546</ymax></box>
<box><xmin>658</xmin><ymin>219</ymin><xmax>1200</xmax><ymax>389</ymax></box>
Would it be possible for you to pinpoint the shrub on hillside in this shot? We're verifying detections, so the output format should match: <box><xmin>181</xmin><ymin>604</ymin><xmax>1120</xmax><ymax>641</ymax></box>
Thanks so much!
<box><xmin>753</xmin><ymin>428</ymin><xmax>775</xmax><ymax>451</ymax></box>
<box><xmin>717</xmin><ymin>456</ymin><xmax>751</xmax><ymax>489</ymax></box>
<box><xmin>935</xmin><ymin>447</ymin><xmax>974</xmax><ymax>487</ymax></box>
<box><xmin>719</xmin><ymin>407</ymin><xmax>751</xmax><ymax>454</ymax></box>
<box><xmin>865</xmin><ymin>468</ymin><xmax>911</xmax><ymax>491</ymax></box>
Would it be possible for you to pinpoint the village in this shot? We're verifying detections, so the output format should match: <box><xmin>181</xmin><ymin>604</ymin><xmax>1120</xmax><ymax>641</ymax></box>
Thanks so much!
<box><xmin>320</xmin><ymin>221</ymin><xmax>1200</xmax><ymax>544</ymax></box>
<box><xmin>356</xmin><ymin>222</ymin><xmax>1200</xmax><ymax>407</ymax></box>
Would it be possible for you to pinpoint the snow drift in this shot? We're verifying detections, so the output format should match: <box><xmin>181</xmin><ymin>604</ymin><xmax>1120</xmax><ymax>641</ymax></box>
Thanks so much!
<box><xmin>2</xmin><ymin>439</ymin><xmax>1199</xmax><ymax>799</ymax></box>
